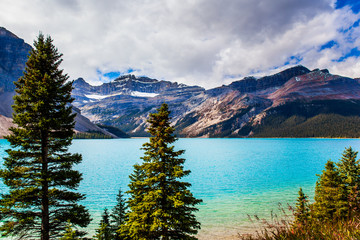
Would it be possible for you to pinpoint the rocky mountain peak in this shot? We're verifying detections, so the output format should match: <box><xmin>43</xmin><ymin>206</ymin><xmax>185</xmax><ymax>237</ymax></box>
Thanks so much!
<box><xmin>73</xmin><ymin>78</ymin><xmax>92</xmax><ymax>90</ymax></box>
<box><xmin>72</xmin><ymin>74</ymin><xmax>205</xmax><ymax>104</ymax></box>
<box><xmin>0</xmin><ymin>27</ymin><xmax>19</xmax><ymax>38</ymax></box>
<box><xmin>228</xmin><ymin>65</ymin><xmax>310</xmax><ymax>93</ymax></box>
<box><xmin>113</xmin><ymin>74</ymin><xmax>159</xmax><ymax>85</ymax></box>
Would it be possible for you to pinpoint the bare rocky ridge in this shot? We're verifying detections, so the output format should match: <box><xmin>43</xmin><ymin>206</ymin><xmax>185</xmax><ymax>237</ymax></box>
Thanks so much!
<box><xmin>0</xmin><ymin>114</ymin><xmax>15</xmax><ymax>138</ymax></box>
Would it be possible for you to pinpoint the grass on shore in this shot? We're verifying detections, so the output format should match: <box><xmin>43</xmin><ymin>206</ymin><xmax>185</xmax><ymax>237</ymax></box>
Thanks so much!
<box><xmin>239</xmin><ymin>204</ymin><xmax>360</xmax><ymax>240</ymax></box>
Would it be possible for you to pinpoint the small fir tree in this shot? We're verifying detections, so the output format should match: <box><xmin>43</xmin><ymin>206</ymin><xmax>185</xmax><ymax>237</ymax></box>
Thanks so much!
<box><xmin>94</xmin><ymin>208</ymin><xmax>112</xmax><ymax>240</ymax></box>
<box><xmin>0</xmin><ymin>34</ymin><xmax>90</xmax><ymax>239</ymax></box>
<box><xmin>294</xmin><ymin>187</ymin><xmax>310</xmax><ymax>225</ymax></box>
<box><xmin>313</xmin><ymin>160</ymin><xmax>347</xmax><ymax>221</ymax></box>
<box><xmin>336</xmin><ymin>147</ymin><xmax>360</xmax><ymax>217</ymax></box>
<box><xmin>111</xmin><ymin>188</ymin><xmax>128</xmax><ymax>240</ymax></box>
<box><xmin>119</xmin><ymin>164</ymin><xmax>145</xmax><ymax>239</ymax></box>
<box><xmin>124</xmin><ymin>103</ymin><xmax>202</xmax><ymax>239</ymax></box>
<box><xmin>60</xmin><ymin>221</ymin><xmax>79</xmax><ymax>240</ymax></box>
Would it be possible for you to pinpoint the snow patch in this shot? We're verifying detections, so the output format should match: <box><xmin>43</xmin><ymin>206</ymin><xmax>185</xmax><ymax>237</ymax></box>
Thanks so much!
<box><xmin>85</xmin><ymin>91</ymin><xmax>159</xmax><ymax>100</ymax></box>
<box><xmin>85</xmin><ymin>94</ymin><xmax>111</xmax><ymax>100</ymax></box>
<box><xmin>131</xmin><ymin>91</ymin><xmax>159</xmax><ymax>97</ymax></box>
<box><xmin>132</xmin><ymin>79</ymin><xmax>157</xmax><ymax>84</ymax></box>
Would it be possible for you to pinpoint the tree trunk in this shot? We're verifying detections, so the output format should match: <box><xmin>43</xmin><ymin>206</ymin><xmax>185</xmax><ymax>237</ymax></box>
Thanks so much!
<box><xmin>41</xmin><ymin>131</ymin><xmax>50</xmax><ymax>240</ymax></box>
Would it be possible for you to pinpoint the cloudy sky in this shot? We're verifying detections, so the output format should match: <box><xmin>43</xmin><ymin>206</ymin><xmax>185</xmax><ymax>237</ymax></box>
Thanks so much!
<box><xmin>1</xmin><ymin>0</ymin><xmax>359</xmax><ymax>88</ymax></box>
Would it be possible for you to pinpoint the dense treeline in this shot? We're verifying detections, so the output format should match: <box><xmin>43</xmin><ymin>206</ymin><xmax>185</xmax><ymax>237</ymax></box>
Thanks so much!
<box><xmin>252</xmin><ymin>100</ymin><xmax>360</xmax><ymax>138</ymax></box>
<box><xmin>74</xmin><ymin>131</ymin><xmax>113</xmax><ymax>139</ymax></box>
<box><xmin>253</xmin><ymin>114</ymin><xmax>360</xmax><ymax>138</ymax></box>
<box><xmin>96</xmin><ymin>124</ymin><xmax>130</xmax><ymax>138</ymax></box>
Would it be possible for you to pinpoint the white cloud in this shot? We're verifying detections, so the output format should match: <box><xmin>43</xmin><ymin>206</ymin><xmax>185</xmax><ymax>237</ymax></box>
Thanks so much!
<box><xmin>1</xmin><ymin>0</ymin><xmax>359</xmax><ymax>89</ymax></box>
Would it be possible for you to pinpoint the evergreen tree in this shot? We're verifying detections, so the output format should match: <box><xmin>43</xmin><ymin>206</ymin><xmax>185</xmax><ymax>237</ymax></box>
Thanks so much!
<box><xmin>0</xmin><ymin>34</ymin><xmax>90</xmax><ymax>239</ymax></box>
<box><xmin>313</xmin><ymin>160</ymin><xmax>347</xmax><ymax>221</ymax></box>
<box><xmin>336</xmin><ymin>146</ymin><xmax>360</xmax><ymax>217</ymax></box>
<box><xmin>94</xmin><ymin>208</ymin><xmax>112</xmax><ymax>240</ymax></box>
<box><xmin>124</xmin><ymin>103</ymin><xmax>202</xmax><ymax>239</ymax></box>
<box><xmin>294</xmin><ymin>187</ymin><xmax>310</xmax><ymax>225</ymax></box>
<box><xmin>60</xmin><ymin>221</ymin><xmax>79</xmax><ymax>240</ymax></box>
<box><xmin>111</xmin><ymin>189</ymin><xmax>128</xmax><ymax>240</ymax></box>
<box><xmin>119</xmin><ymin>164</ymin><xmax>145</xmax><ymax>239</ymax></box>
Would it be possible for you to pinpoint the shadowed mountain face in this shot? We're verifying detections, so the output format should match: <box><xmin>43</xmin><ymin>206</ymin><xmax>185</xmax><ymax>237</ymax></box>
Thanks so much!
<box><xmin>72</xmin><ymin>66</ymin><xmax>360</xmax><ymax>138</ymax></box>
<box><xmin>1</xmin><ymin>27</ymin><xmax>360</xmax><ymax>138</ymax></box>
<box><xmin>0</xmin><ymin>27</ymin><xmax>32</xmax><ymax>93</ymax></box>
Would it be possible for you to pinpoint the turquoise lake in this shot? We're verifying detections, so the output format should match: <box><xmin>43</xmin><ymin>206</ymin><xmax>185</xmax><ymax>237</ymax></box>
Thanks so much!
<box><xmin>1</xmin><ymin>138</ymin><xmax>360</xmax><ymax>239</ymax></box>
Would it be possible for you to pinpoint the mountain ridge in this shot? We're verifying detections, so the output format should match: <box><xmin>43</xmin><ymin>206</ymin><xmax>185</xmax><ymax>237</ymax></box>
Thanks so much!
<box><xmin>1</xmin><ymin>26</ymin><xmax>360</xmax><ymax>138</ymax></box>
<box><xmin>71</xmin><ymin>66</ymin><xmax>360</xmax><ymax>138</ymax></box>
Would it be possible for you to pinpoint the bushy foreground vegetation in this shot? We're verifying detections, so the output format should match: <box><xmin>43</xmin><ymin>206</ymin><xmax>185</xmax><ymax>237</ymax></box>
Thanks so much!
<box><xmin>241</xmin><ymin>147</ymin><xmax>360</xmax><ymax>240</ymax></box>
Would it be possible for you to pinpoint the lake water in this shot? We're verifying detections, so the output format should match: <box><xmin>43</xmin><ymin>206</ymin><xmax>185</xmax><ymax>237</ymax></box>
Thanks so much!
<box><xmin>1</xmin><ymin>138</ymin><xmax>360</xmax><ymax>239</ymax></box>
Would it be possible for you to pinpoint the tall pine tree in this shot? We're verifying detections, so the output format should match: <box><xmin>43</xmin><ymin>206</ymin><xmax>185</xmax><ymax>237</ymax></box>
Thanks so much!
<box><xmin>94</xmin><ymin>208</ymin><xmax>112</xmax><ymax>240</ymax></box>
<box><xmin>313</xmin><ymin>160</ymin><xmax>347</xmax><ymax>221</ymax></box>
<box><xmin>294</xmin><ymin>187</ymin><xmax>310</xmax><ymax>226</ymax></box>
<box><xmin>119</xmin><ymin>164</ymin><xmax>145</xmax><ymax>239</ymax></box>
<box><xmin>60</xmin><ymin>221</ymin><xmax>79</xmax><ymax>240</ymax></box>
<box><xmin>0</xmin><ymin>34</ymin><xmax>90</xmax><ymax>239</ymax></box>
<box><xmin>111</xmin><ymin>189</ymin><xmax>128</xmax><ymax>240</ymax></box>
<box><xmin>124</xmin><ymin>103</ymin><xmax>202</xmax><ymax>240</ymax></box>
<box><xmin>336</xmin><ymin>147</ymin><xmax>360</xmax><ymax>217</ymax></box>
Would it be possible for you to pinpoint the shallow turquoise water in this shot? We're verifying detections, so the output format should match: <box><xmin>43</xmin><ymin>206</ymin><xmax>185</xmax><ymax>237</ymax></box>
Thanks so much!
<box><xmin>1</xmin><ymin>138</ymin><xmax>360</xmax><ymax>238</ymax></box>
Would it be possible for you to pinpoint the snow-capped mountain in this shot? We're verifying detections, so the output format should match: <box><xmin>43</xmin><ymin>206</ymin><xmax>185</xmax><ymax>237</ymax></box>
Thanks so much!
<box><xmin>72</xmin><ymin>74</ymin><xmax>204</xmax><ymax>106</ymax></box>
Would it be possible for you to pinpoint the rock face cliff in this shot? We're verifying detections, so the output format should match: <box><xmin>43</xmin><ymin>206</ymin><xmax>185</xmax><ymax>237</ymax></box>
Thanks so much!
<box><xmin>72</xmin><ymin>66</ymin><xmax>360</xmax><ymax>138</ymax></box>
<box><xmin>0</xmin><ymin>27</ymin><xmax>32</xmax><ymax>93</ymax></box>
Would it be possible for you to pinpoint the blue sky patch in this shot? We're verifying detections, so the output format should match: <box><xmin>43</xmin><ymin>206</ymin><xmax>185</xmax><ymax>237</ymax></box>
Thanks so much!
<box><xmin>320</xmin><ymin>40</ymin><xmax>338</xmax><ymax>50</ymax></box>
<box><xmin>335</xmin><ymin>0</ymin><xmax>360</xmax><ymax>13</ymax></box>
<box><xmin>103</xmin><ymin>71</ymin><xmax>121</xmax><ymax>79</ymax></box>
<box><xmin>96</xmin><ymin>68</ymin><xmax>140</xmax><ymax>82</ymax></box>
<box><xmin>126</xmin><ymin>68</ymin><xmax>136</xmax><ymax>74</ymax></box>
<box><xmin>284</xmin><ymin>55</ymin><xmax>303</xmax><ymax>66</ymax></box>
<box><xmin>335</xmin><ymin>47</ymin><xmax>360</xmax><ymax>62</ymax></box>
